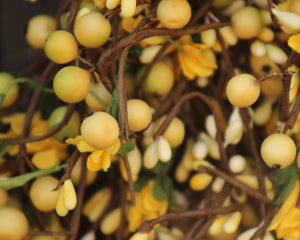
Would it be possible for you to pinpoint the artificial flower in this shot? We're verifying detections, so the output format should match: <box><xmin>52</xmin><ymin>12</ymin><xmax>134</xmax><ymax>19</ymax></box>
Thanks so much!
<box><xmin>268</xmin><ymin>181</ymin><xmax>300</xmax><ymax>239</ymax></box>
<box><xmin>127</xmin><ymin>180</ymin><xmax>168</xmax><ymax>232</ymax></box>
<box><xmin>0</xmin><ymin>111</ymin><xmax>68</xmax><ymax>168</ymax></box>
<box><xmin>177</xmin><ymin>43</ymin><xmax>218</xmax><ymax>80</ymax></box>
<box><xmin>66</xmin><ymin>135</ymin><xmax>121</xmax><ymax>172</ymax></box>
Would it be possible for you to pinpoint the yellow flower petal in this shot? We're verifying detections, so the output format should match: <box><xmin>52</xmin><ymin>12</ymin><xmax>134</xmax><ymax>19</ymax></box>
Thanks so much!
<box><xmin>268</xmin><ymin>181</ymin><xmax>300</xmax><ymax>231</ymax></box>
<box><xmin>56</xmin><ymin>190</ymin><xmax>69</xmax><ymax>217</ymax></box>
<box><xmin>100</xmin><ymin>151</ymin><xmax>111</xmax><ymax>172</ymax></box>
<box><xmin>106</xmin><ymin>138</ymin><xmax>121</xmax><ymax>155</ymax></box>
<box><xmin>1</xmin><ymin>113</ymin><xmax>25</xmax><ymax>136</ymax></box>
<box><xmin>66</xmin><ymin>135</ymin><xmax>95</xmax><ymax>152</ymax></box>
<box><xmin>63</xmin><ymin>179</ymin><xmax>77</xmax><ymax>210</ymax></box>
<box><xmin>288</xmin><ymin>34</ymin><xmax>300</xmax><ymax>53</ymax></box>
<box><xmin>32</xmin><ymin>148</ymin><xmax>60</xmax><ymax>169</ymax></box>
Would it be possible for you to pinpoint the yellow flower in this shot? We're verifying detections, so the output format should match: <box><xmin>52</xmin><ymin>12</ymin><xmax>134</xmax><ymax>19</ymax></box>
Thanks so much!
<box><xmin>66</xmin><ymin>135</ymin><xmax>120</xmax><ymax>172</ymax></box>
<box><xmin>177</xmin><ymin>43</ymin><xmax>218</xmax><ymax>80</ymax></box>
<box><xmin>0</xmin><ymin>112</ymin><xmax>68</xmax><ymax>168</ymax></box>
<box><xmin>268</xmin><ymin>181</ymin><xmax>300</xmax><ymax>239</ymax></box>
<box><xmin>127</xmin><ymin>180</ymin><xmax>168</xmax><ymax>232</ymax></box>
<box><xmin>56</xmin><ymin>179</ymin><xmax>77</xmax><ymax>217</ymax></box>
<box><xmin>288</xmin><ymin>34</ymin><xmax>300</xmax><ymax>53</ymax></box>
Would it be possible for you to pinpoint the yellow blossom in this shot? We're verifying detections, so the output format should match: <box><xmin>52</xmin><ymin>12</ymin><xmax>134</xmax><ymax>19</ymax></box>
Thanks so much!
<box><xmin>177</xmin><ymin>43</ymin><xmax>218</xmax><ymax>80</ymax></box>
<box><xmin>127</xmin><ymin>180</ymin><xmax>168</xmax><ymax>232</ymax></box>
<box><xmin>268</xmin><ymin>181</ymin><xmax>300</xmax><ymax>239</ymax></box>
<box><xmin>56</xmin><ymin>179</ymin><xmax>77</xmax><ymax>217</ymax></box>
<box><xmin>0</xmin><ymin>112</ymin><xmax>68</xmax><ymax>168</ymax></box>
<box><xmin>288</xmin><ymin>34</ymin><xmax>300</xmax><ymax>53</ymax></box>
<box><xmin>66</xmin><ymin>135</ymin><xmax>120</xmax><ymax>172</ymax></box>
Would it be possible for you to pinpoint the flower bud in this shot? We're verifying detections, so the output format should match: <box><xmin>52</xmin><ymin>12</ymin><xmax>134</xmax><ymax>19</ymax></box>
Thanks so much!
<box><xmin>100</xmin><ymin>208</ymin><xmax>121</xmax><ymax>235</ymax></box>
<box><xmin>265</xmin><ymin>43</ymin><xmax>288</xmax><ymax>64</ymax></box>
<box><xmin>157</xmin><ymin>137</ymin><xmax>172</xmax><ymax>162</ymax></box>
<box><xmin>143</xmin><ymin>141</ymin><xmax>159</xmax><ymax>168</ymax></box>
<box><xmin>205</xmin><ymin>114</ymin><xmax>217</xmax><ymax>138</ymax></box>
<box><xmin>272</xmin><ymin>8</ymin><xmax>300</xmax><ymax>32</ymax></box>
<box><xmin>223</xmin><ymin>212</ymin><xmax>242</xmax><ymax>234</ymax></box>
<box><xmin>121</xmin><ymin>0</ymin><xmax>137</xmax><ymax>18</ymax></box>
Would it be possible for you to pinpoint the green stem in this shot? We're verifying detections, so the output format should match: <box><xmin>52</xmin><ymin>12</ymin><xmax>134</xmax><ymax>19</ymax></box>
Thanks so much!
<box><xmin>159</xmin><ymin>35</ymin><xmax>186</xmax><ymax>54</ymax></box>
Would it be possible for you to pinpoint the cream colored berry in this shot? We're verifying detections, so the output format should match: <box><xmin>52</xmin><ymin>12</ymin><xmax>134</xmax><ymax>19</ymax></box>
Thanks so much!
<box><xmin>231</xmin><ymin>6</ymin><xmax>263</xmax><ymax>39</ymax></box>
<box><xmin>81</xmin><ymin>111</ymin><xmax>120</xmax><ymax>150</ymax></box>
<box><xmin>29</xmin><ymin>176</ymin><xmax>61</xmax><ymax>212</ymax></box>
<box><xmin>127</xmin><ymin>99</ymin><xmax>152</xmax><ymax>132</ymax></box>
<box><xmin>226</xmin><ymin>74</ymin><xmax>260</xmax><ymax>108</ymax></box>
<box><xmin>260</xmin><ymin>133</ymin><xmax>297</xmax><ymax>169</ymax></box>
<box><xmin>157</xmin><ymin>0</ymin><xmax>191</xmax><ymax>29</ymax></box>
<box><xmin>74</xmin><ymin>12</ymin><xmax>111</xmax><ymax>48</ymax></box>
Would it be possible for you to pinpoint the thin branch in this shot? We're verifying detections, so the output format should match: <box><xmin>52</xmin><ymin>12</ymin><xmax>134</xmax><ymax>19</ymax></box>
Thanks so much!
<box><xmin>198</xmin><ymin>166</ymin><xmax>275</xmax><ymax>205</ymax></box>
<box><xmin>138</xmin><ymin>205</ymin><xmax>242</xmax><ymax>233</ymax></box>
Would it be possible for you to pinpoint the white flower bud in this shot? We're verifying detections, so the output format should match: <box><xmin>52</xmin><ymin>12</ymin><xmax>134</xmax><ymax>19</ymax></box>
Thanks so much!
<box><xmin>143</xmin><ymin>141</ymin><xmax>159</xmax><ymax>169</ymax></box>
<box><xmin>100</xmin><ymin>208</ymin><xmax>121</xmax><ymax>235</ymax></box>
<box><xmin>250</xmin><ymin>40</ymin><xmax>267</xmax><ymax>57</ymax></box>
<box><xmin>219</xmin><ymin>26</ymin><xmax>238</xmax><ymax>46</ymax></box>
<box><xmin>253</xmin><ymin>99</ymin><xmax>272</xmax><ymax>126</ymax></box>
<box><xmin>199</xmin><ymin>132</ymin><xmax>220</xmax><ymax>160</ymax></box>
<box><xmin>106</xmin><ymin>0</ymin><xmax>120</xmax><ymax>9</ymax></box>
<box><xmin>192</xmin><ymin>141</ymin><xmax>208</xmax><ymax>159</ymax></box>
<box><xmin>139</xmin><ymin>45</ymin><xmax>162</xmax><ymax>64</ymax></box>
<box><xmin>265</xmin><ymin>43</ymin><xmax>288</xmax><ymax>64</ymax></box>
<box><xmin>228</xmin><ymin>154</ymin><xmax>247</xmax><ymax>173</ymax></box>
<box><xmin>211</xmin><ymin>177</ymin><xmax>225</xmax><ymax>193</ymax></box>
<box><xmin>205</xmin><ymin>114</ymin><xmax>217</xmax><ymax>138</ymax></box>
<box><xmin>120</xmin><ymin>0</ymin><xmax>137</xmax><ymax>17</ymax></box>
<box><xmin>272</xmin><ymin>8</ymin><xmax>300</xmax><ymax>32</ymax></box>
<box><xmin>157</xmin><ymin>137</ymin><xmax>172</xmax><ymax>162</ymax></box>
<box><xmin>223</xmin><ymin>212</ymin><xmax>242</xmax><ymax>234</ymax></box>
<box><xmin>201</xmin><ymin>29</ymin><xmax>217</xmax><ymax>47</ymax></box>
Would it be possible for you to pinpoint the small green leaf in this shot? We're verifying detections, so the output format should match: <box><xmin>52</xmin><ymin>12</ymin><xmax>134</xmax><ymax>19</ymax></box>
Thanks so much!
<box><xmin>159</xmin><ymin>35</ymin><xmax>186</xmax><ymax>54</ymax></box>
<box><xmin>89</xmin><ymin>90</ymin><xmax>108</xmax><ymax>110</ymax></box>
<box><xmin>270</xmin><ymin>159</ymin><xmax>300</xmax><ymax>204</ymax></box>
<box><xmin>118</xmin><ymin>139</ymin><xmax>134</xmax><ymax>157</ymax></box>
<box><xmin>105</xmin><ymin>77</ymin><xmax>119</xmax><ymax>118</ymax></box>
<box><xmin>0</xmin><ymin>139</ymin><xmax>7</xmax><ymax>152</ymax></box>
<box><xmin>0</xmin><ymin>164</ymin><xmax>64</xmax><ymax>190</ymax></box>
<box><xmin>152</xmin><ymin>176</ymin><xmax>174</xmax><ymax>203</ymax></box>
<box><xmin>133</xmin><ymin>175</ymin><xmax>152</xmax><ymax>192</ymax></box>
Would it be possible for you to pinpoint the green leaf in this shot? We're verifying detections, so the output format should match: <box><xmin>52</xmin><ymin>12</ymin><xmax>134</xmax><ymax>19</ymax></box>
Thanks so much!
<box><xmin>0</xmin><ymin>139</ymin><xmax>7</xmax><ymax>152</ymax></box>
<box><xmin>159</xmin><ymin>35</ymin><xmax>186</xmax><ymax>54</ymax></box>
<box><xmin>152</xmin><ymin>176</ymin><xmax>174</xmax><ymax>203</ymax></box>
<box><xmin>89</xmin><ymin>90</ymin><xmax>108</xmax><ymax>110</ymax></box>
<box><xmin>270</xmin><ymin>159</ymin><xmax>300</xmax><ymax>204</ymax></box>
<box><xmin>133</xmin><ymin>174</ymin><xmax>152</xmax><ymax>192</ymax></box>
<box><xmin>0</xmin><ymin>164</ymin><xmax>64</xmax><ymax>190</ymax></box>
<box><xmin>118</xmin><ymin>139</ymin><xmax>134</xmax><ymax>157</ymax></box>
<box><xmin>105</xmin><ymin>76</ymin><xmax>119</xmax><ymax>118</ymax></box>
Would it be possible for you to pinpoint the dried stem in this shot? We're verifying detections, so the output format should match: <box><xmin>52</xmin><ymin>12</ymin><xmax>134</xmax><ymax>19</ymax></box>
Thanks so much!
<box><xmin>153</xmin><ymin>91</ymin><xmax>228</xmax><ymax>169</ymax></box>
<box><xmin>6</xmin><ymin>104</ymin><xmax>75</xmax><ymax>145</ymax></box>
<box><xmin>239</xmin><ymin>107</ymin><xmax>267</xmax><ymax>219</ymax></box>
<box><xmin>198</xmin><ymin>166</ymin><xmax>275</xmax><ymax>205</ymax></box>
<box><xmin>138</xmin><ymin>205</ymin><xmax>242</xmax><ymax>233</ymax></box>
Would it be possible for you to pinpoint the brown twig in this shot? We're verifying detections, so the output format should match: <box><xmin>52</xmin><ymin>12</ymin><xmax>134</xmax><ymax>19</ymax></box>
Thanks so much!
<box><xmin>6</xmin><ymin>104</ymin><xmax>75</xmax><ymax>145</ymax></box>
<box><xmin>239</xmin><ymin>107</ymin><xmax>267</xmax><ymax>219</ymax></box>
<box><xmin>118</xmin><ymin>47</ymin><xmax>136</xmax><ymax>206</ymax></box>
<box><xmin>68</xmin><ymin>154</ymin><xmax>87</xmax><ymax>240</ymax></box>
<box><xmin>53</xmin><ymin>149</ymin><xmax>81</xmax><ymax>191</ymax></box>
<box><xmin>66</xmin><ymin>0</ymin><xmax>81</xmax><ymax>32</ymax></box>
<box><xmin>198</xmin><ymin>166</ymin><xmax>275</xmax><ymax>205</ymax></box>
<box><xmin>138</xmin><ymin>205</ymin><xmax>242</xmax><ymax>233</ymax></box>
<box><xmin>153</xmin><ymin>91</ymin><xmax>228</xmax><ymax>169</ymax></box>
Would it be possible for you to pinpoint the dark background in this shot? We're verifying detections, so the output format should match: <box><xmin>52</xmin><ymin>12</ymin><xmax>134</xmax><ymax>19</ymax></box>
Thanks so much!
<box><xmin>0</xmin><ymin>0</ymin><xmax>62</xmax><ymax>73</ymax></box>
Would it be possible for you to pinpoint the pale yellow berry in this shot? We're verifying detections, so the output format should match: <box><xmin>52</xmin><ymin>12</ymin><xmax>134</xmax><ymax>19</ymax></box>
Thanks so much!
<box><xmin>74</xmin><ymin>12</ymin><xmax>111</xmax><ymax>48</ymax></box>
<box><xmin>0</xmin><ymin>206</ymin><xmax>29</xmax><ymax>240</ymax></box>
<box><xmin>226</xmin><ymin>74</ymin><xmax>260</xmax><ymax>108</ymax></box>
<box><xmin>157</xmin><ymin>0</ymin><xmax>191</xmax><ymax>29</ymax></box>
<box><xmin>29</xmin><ymin>176</ymin><xmax>61</xmax><ymax>212</ymax></box>
<box><xmin>231</xmin><ymin>6</ymin><xmax>263</xmax><ymax>39</ymax></box>
<box><xmin>26</xmin><ymin>14</ymin><xmax>56</xmax><ymax>49</ymax></box>
<box><xmin>81</xmin><ymin>111</ymin><xmax>120</xmax><ymax>150</ymax></box>
<box><xmin>127</xmin><ymin>99</ymin><xmax>152</xmax><ymax>132</ymax></box>
<box><xmin>261</xmin><ymin>133</ymin><xmax>296</xmax><ymax>169</ymax></box>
